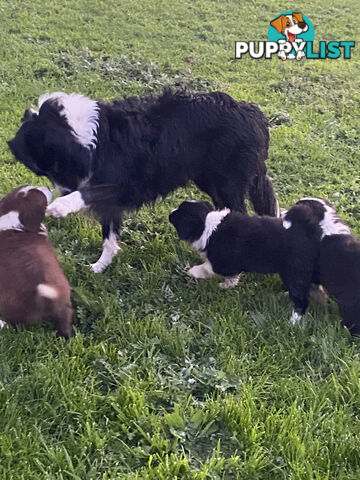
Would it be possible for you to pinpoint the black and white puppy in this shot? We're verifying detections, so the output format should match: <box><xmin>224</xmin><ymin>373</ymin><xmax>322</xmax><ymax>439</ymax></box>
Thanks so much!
<box><xmin>169</xmin><ymin>200</ymin><xmax>321</xmax><ymax>324</ymax></box>
<box><xmin>283</xmin><ymin>198</ymin><xmax>360</xmax><ymax>334</ymax></box>
<box><xmin>8</xmin><ymin>90</ymin><xmax>278</xmax><ymax>272</ymax></box>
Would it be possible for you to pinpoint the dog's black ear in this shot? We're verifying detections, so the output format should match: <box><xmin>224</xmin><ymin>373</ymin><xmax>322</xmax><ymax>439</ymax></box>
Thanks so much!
<box><xmin>283</xmin><ymin>204</ymin><xmax>320</xmax><ymax>235</ymax></box>
<box><xmin>21</xmin><ymin>109</ymin><xmax>38</xmax><ymax>123</ymax></box>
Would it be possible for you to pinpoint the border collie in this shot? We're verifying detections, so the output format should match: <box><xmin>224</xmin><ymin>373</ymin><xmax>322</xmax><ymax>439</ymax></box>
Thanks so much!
<box><xmin>0</xmin><ymin>186</ymin><xmax>73</xmax><ymax>337</ymax></box>
<box><xmin>283</xmin><ymin>198</ymin><xmax>360</xmax><ymax>334</ymax></box>
<box><xmin>169</xmin><ymin>200</ymin><xmax>321</xmax><ymax>324</ymax></box>
<box><xmin>8</xmin><ymin>90</ymin><xmax>278</xmax><ymax>272</ymax></box>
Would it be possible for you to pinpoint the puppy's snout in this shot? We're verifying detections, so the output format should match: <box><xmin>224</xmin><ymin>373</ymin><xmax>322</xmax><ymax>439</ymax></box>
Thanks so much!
<box><xmin>37</xmin><ymin>186</ymin><xmax>52</xmax><ymax>204</ymax></box>
<box><xmin>298</xmin><ymin>21</ymin><xmax>306</xmax><ymax>29</ymax></box>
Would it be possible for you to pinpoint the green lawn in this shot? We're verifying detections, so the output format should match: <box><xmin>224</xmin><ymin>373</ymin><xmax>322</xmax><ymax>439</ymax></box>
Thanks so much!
<box><xmin>0</xmin><ymin>1</ymin><xmax>360</xmax><ymax>478</ymax></box>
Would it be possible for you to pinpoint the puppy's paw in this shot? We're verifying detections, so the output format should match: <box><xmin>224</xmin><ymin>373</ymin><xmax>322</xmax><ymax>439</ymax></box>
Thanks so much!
<box><xmin>290</xmin><ymin>310</ymin><xmax>302</xmax><ymax>325</ymax></box>
<box><xmin>310</xmin><ymin>284</ymin><xmax>328</xmax><ymax>304</ymax></box>
<box><xmin>219</xmin><ymin>275</ymin><xmax>240</xmax><ymax>289</ymax></box>
<box><xmin>187</xmin><ymin>262</ymin><xmax>215</xmax><ymax>279</ymax></box>
<box><xmin>188</xmin><ymin>265</ymin><xmax>205</xmax><ymax>279</ymax></box>
<box><xmin>0</xmin><ymin>320</ymin><xmax>7</xmax><ymax>329</ymax></box>
<box><xmin>90</xmin><ymin>261</ymin><xmax>107</xmax><ymax>273</ymax></box>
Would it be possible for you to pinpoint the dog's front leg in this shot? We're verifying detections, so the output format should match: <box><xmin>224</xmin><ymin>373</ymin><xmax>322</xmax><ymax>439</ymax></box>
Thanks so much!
<box><xmin>46</xmin><ymin>191</ymin><xmax>86</xmax><ymax>217</ymax></box>
<box><xmin>288</xmin><ymin>282</ymin><xmax>311</xmax><ymax>325</ymax></box>
<box><xmin>90</xmin><ymin>219</ymin><xmax>122</xmax><ymax>273</ymax></box>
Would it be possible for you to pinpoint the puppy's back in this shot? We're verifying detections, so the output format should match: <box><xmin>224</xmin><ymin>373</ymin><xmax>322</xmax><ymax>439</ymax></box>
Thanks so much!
<box><xmin>320</xmin><ymin>234</ymin><xmax>360</xmax><ymax>295</ymax></box>
<box><xmin>0</xmin><ymin>231</ymin><xmax>72</xmax><ymax>337</ymax></box>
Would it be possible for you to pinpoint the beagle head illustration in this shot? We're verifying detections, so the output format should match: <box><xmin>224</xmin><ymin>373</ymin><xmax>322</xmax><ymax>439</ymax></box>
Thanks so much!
<box><xmin>270</xmin><ymin>12</ymin><xmax>308</xmax><ymax>42</ymax></box>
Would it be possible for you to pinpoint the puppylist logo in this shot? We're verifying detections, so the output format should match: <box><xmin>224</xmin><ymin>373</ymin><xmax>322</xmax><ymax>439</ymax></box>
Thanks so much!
<box><xmin>235</xmin><ymin>11</ymin><xmax>355</xmax><ymax>61</ymax></box>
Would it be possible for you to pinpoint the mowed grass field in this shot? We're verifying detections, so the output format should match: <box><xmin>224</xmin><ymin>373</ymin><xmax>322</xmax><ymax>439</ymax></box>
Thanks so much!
<box><xmin>0</xmin><ymin>0</ymin><xmax>360</xmax><ymax>478</ymax></box>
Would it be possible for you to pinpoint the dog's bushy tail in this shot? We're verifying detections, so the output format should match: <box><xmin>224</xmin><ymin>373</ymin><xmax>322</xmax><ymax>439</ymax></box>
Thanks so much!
<box><xmin>248</xmin><ymin>174</ymin><xmax>279</xmax><ymax>217</ymax></box>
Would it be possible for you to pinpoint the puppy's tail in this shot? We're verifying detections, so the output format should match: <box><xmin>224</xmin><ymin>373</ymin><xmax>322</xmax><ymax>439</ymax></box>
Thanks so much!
<box><xmin>248</xmin><ymin>173</ymin><xmax>279</xmax><ymax>217</ymax></box>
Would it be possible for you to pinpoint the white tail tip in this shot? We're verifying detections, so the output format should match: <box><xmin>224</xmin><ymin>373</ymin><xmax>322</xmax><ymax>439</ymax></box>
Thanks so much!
<box><xmin>37</xmin><ymin>284</ymin><xmax>58</xmax><ymax>299</ymax></box>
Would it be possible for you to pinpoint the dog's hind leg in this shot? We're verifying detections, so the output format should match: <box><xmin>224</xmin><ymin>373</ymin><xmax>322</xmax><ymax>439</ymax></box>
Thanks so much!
<box><xmin>90</xmin><ymin>219</ymin><xmax>122</xmax><ymax>273</ymax></box>
<box><xmin>248</xmin><ymin>173</ymin><xmax>279</xmax><ymax>217</ymax></box>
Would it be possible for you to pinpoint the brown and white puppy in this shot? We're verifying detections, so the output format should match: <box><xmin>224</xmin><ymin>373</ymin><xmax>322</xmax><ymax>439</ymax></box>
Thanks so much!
<box><xmin>0</xmin><ymin>186</ymin><xmax>73</xmax><ymax>337</ymax></box>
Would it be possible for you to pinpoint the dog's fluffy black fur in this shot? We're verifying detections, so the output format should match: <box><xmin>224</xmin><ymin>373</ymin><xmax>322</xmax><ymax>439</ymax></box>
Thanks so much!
<box><xmin>8</xmin><ymin>90</ymin><xmax>278</xmax><ymax>271</ymax></box>
<box><xmin>283</xmin><ymin>198</ymin><xmax>360</xmax><ymax>334</ymax></box>
<box><xmin>169</xmin><ymin>200</ymin><xmax>321</xmax><ymax>322</ymax></box>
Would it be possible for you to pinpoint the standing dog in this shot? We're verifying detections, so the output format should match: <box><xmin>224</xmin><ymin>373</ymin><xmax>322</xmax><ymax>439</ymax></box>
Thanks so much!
<box><xmin>8</xmin><ymin>90</ymin><xmax>278</xmax><ymax>272</ymax></box>
<box><xmin>169</xmin><ymin>200</ymin><xmax>321</xmax><ymax>324</ymax></box>
<box><xmin>0</xmin><ymin>186</ymin><xmax>73</xmax><ymax>337</ymax></box>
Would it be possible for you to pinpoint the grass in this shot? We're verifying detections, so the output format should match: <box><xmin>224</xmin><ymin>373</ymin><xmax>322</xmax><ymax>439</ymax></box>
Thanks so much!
<box><xmin>0</xmin><ymin>0</ymin><xmax>360</xmax><ymax>478</ymax></box>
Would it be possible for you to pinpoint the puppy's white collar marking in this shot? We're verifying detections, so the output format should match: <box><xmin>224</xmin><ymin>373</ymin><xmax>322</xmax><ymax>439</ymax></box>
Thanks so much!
<box><xmin>0</xmin><ymin>211</ymin><xmax>23</xmax><ymax>232</ymax></box>
<box><xmin>192</xmin><ymin>209</ymin><xmax>230</xmax><ymax>251</ymax></box>
<box><xmin>38</xmin><ymin>92</ymin><xmax>99</xmax><ymax>149</ymax></box>
<box><xmin>320</xmin><ymin>206</ymin><xmax>350</xmax><ymax>239</ymax></box>
<box><xmin>301</xmin><ymin>198</ymin><xmax>351</xmax><ymax>238</ymax></box>
<box><xmin>282</xmin><ymin>197</ymin><xmax>351</xmax><ymax>238</ymax></box>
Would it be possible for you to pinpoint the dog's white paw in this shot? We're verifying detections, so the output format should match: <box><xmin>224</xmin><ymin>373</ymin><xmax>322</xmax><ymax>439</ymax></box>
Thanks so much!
<box><xmin>0</xmin><ymin>320</ymin><xmax>7</xmax><ymax>329</ymax></box>
<box><xmin>219</xmin><ymin>275</ymin><xmax>240</xmax><ymax>289</ymax></box>
<box><xmin>46</xmin><ymin>192</ymin><xmax>85</xmax><ymax>218</ymax></box>
<box><xmin>290</xmin><ymin>310</ymin><xmax>302</xmax><ymax>325</ymax></box>
<box><xmin>90</xmin><ymin>261</ymin><xmax>107</xmax><ymax>273</ymax></box>
<box><xmin>188</xmin><ymin>265</ymin><xmax>206</xmax><ymax>279</ymax></box>
<box><xmin>187</xmin><ymin>262</ymin><xmax>215</xmax><ymax>279</ymax></box>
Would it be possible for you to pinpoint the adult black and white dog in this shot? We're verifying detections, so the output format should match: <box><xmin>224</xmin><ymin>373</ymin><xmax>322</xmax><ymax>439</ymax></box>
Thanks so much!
<box><xmin>8</xmin><ymin>90</ymin><xmax>278</xmax><ymax>272</ymax></box>
<box><xmin>169</xmin><ymin>199</ymin><xmax>321</xmax><ymax>325</ymax></box>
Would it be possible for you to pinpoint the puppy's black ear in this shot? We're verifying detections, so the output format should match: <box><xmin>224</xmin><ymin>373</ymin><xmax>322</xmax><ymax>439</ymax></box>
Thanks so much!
<box><xmin>283</xmin><ymin>204</ymin><xmax>319</xmax><ymax>235</ymax></box>
<box><xmin>21</xmin><ymin>109</ymin><xmax>38</xmax><ymax>123</ymax></box>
